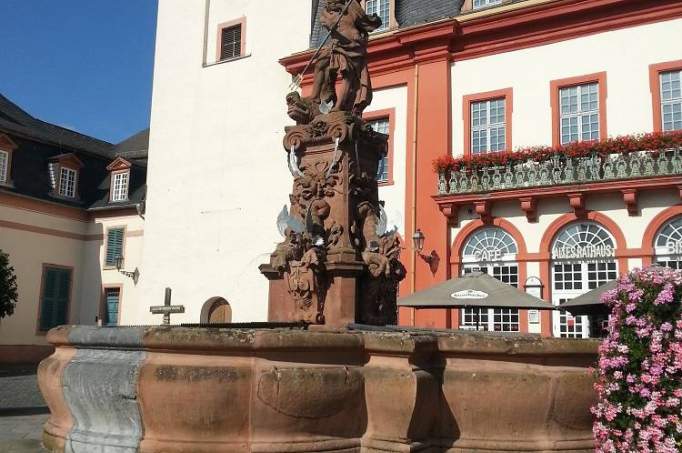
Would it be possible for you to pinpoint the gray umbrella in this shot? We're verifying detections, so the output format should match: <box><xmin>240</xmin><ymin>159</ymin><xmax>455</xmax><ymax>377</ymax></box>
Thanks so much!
<box><xmin>398</xmin><ymin>272</ymin><xmax>554</xmax><ymax>310</ymax></box>
<box><xmin>559</xmin><ymin>280</ymin><xmax>616</xmax><ymax>316</ymax></box>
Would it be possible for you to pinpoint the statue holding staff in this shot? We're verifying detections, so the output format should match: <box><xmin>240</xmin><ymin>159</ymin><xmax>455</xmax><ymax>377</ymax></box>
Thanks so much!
<box><xmin>308</xmin><ymin>0</ymin><xmax>382</xmax><ymax>115</ymax></box>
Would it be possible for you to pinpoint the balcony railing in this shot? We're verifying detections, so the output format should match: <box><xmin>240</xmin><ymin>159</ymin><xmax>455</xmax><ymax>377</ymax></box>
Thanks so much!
<box><xmin>437</xmin><ymin>148</ymin><xmax>682</xmax><ymax>195</ymax></box>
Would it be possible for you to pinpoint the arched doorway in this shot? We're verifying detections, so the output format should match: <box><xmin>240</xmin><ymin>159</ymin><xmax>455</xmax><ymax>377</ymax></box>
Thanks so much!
<box><xmin>200</xmin><ymin>297</ymin><xmax>232</xmax><ymax>324</ymax></box>
<box><xmin>551</xmin><ymin>222</ymin><xmax>617</xmax><ymax>338</ymax></box>
<box><xmin>653</xmin><ymin>216</ymin><xmax>682</xmax><ymax>269</ymax></box>
<box><xmin>460</xmin><ymin>227</ymin><xmax>520</xmax><ymax>332</ymax></box>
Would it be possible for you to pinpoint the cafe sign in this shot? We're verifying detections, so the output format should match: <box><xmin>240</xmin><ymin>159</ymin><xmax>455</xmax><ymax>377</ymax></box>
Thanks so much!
<box><xmin>473</xmin><ymin>249</ymin><xmax>504</xmax><ymax>262</ymax></box>
<box><xmin>552</xmin><ymin>245</ymin><xmax>614</xmax><ymax>259</ymax></box>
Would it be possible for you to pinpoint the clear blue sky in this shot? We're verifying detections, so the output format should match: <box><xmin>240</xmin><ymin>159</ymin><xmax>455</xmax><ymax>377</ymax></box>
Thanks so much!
<box><xmin>0</xmin><ymin>0</ymin><xmax>158</xmax><ymax>144</ymax></box>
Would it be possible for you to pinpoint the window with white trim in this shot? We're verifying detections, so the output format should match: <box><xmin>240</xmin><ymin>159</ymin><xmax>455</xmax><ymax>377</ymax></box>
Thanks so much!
<box><xmin>551</xmin><ymin>222</ymin><xmax>617</xmax><ymax>338</ymax></box>
<box><xmin>559</xmin><ymin>82</ymin><xmax>599</xmax><ymax>144</ymax></box>
<box><xmin>58</xmin><ymin>167</ymin><xmax>77</xmax><ymax>198</ymax></box>
<box><xmin>461</xmin><ymin>227</ymin><xmax>519</xmax><ymax>332</ymax></box>
<box><xmin>660</xmin><ymin>70</ymin><xmax>682</xmax><ymax>132</ymax></box>
<box><xmin>471</xmin><ymin>98</ymin><xmax>506</xmax><ymax>154</ymax></box>
<box><xmin>368</xmin><ymin>118</ymin><xmax>390</xmax><ymax>182</ymax></box>
<box><xmin>111</xmin><ymin>171</ymin><xmax>129</xmax><ymax>202</ymax></box>
<box><xmin>0</xmin><ymin>150</ymin><xmax>8</xmax><ymax>184</ymax></box>
<box><xmin>654</xmin><ymin>216</ymin><xmax>682</xmax><ymax>269</ymax></box>
<box><xmin>365</xmin><ymin>0</ymin><xmax>389</xmax><ymax>31</ymax></box>
<box><xmin>473</xmin><ymin>0</ymin><xmax>502</xmax><ymax>9</ymax></box>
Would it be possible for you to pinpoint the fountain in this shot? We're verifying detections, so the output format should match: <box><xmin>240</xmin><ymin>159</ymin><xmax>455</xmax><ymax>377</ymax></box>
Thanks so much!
<box><xmin>37</xmin><ymin>2</ymin><xmax>599</xmax><ymax>452</ymax></box>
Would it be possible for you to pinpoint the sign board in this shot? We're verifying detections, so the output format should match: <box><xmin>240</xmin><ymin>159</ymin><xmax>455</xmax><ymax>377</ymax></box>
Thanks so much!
<box><xmin>473</xmin><ymin>249</ymin><xmax>504</xmax><ymax>262</ymax></box>
<box><xmin>451</xmin><ymin>290</ymin><xmax>488</xmax><ymax>299</ymax></box>
<box><xmin>528</xmin><ymin>310</ymin><xmax>540</xmax><ymax>324</ymax></box>
<box><xmin>666</xmin><ymin>240</ymin><xmax>682</xmax><ymax>255</ymax></box>
<box><xmin>552</xmin><ymin>245</ymin><xmax>614</xmax><ymax>259</ymax></box>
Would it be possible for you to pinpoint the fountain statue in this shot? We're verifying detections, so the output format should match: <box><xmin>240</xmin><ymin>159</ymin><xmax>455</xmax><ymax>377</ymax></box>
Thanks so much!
<box><xmin>37</xmin><ymin>3</ymin><xmax>599</xmax><ymax>452</ymax></box>
<box><xmin>260</xmin><ymin>0</ymin><xmax>404</xmax><ymax>327</ymax></box>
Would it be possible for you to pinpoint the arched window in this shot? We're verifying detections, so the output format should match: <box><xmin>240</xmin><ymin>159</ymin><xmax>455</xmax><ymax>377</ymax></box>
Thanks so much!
<box><xmin>460</xmin><ymin>227</ymin><xmax>519</xmax><ymax>332</ymax></box>
<box><xmin>462</xmin><ymin>227</ymin><xmax>518</xmax><ymax>286</ymax></box>
<box><xmin>551</xmin><ymin>222</ymin><xmax>617</xmax><ymax>338</ymax></box>
<box><xmin>200</xmin><ymin>297</ymin><xmax>232</xmax><ymax>324</ymax></box>
<box><xmin>654</xmin><ymin>216</ymin><xmax>682</xmax><ymax>269</ymax></box>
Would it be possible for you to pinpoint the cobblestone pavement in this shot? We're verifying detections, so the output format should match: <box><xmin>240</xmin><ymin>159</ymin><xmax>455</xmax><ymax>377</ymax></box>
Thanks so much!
<box><xmin>0</xmin><ymin>366</ymin><xmax>48</xmax><ymax>452</ymax></box>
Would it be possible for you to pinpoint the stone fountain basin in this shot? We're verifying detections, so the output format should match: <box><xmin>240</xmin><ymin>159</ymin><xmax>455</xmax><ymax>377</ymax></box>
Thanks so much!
<box><xmin>38</xmin><ymin>325</ymin><xmax>598</xmax><ymax>453</ymax></box>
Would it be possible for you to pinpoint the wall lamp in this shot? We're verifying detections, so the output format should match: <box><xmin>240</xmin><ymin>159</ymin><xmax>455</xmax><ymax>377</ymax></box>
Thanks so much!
<box><xmin>412</xmin><ymin>229</ymin><xmax>439</xmax><ymax>274</ymax></box>
<box><xmin>115</xmin><ymin>256</ymin><xmax>140</xmax><ymax>285</ymax></box>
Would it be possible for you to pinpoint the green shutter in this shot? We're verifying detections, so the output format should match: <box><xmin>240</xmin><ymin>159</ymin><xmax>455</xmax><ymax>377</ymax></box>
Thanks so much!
<box><xmin>105</xmin><ymin>288</ymin><xmax>120</xmax><ymax>326</ymax></box>
<box><xmin>40</xmin><ymin>267</ymin><xmax>71</xmax><ymax>331</ymax></box>
<box><xmin>105</xmin><ymin>228</ymin><xmax>125</xmax><ymax>266</ymax></box>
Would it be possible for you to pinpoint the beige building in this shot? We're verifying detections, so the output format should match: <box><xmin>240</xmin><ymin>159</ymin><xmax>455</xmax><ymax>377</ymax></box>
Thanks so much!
<box><xmin>0</xmin><ymin>94</ymin><xmax>148</xmax><ymax>363</ymax></box>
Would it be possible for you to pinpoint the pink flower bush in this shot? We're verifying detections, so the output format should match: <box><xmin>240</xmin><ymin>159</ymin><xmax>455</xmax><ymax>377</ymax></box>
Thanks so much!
<box><xmin>592</xmin><ymin>266</ymin><xmax>682</xmax><ymax>452</ymax></box>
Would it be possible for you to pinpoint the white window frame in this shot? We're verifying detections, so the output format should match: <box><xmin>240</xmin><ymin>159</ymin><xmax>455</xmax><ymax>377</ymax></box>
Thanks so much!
<box><xmin>551</xmin><ymin>222</ymin><xmax>617</xmax><ymax>338</ymax></box>
<box><xmin>471</xmin><ymin>98</ymin><xmax>506</xmax><ymax>154</ymax></box>
<box><xmin>111</xmin><ymin>171</ymin><xmax>130</xmax><ymax>202</ymax></box>
<box><xmin>473</xmin><ymin>0</ymin><xmax>502</xmax><ymax>10</ymax></box>
<box><xmin>58</xmin><ymin>167</ymin><xmax>77</xmax><ymax>198</ymax></box>
<box><xmin>460</xmin><ymin>227</ymin><xmax>520</xmax><ymax>332</ymax></box>
<box><xmin>0</xmin><ymin>149</ymin><xmax>8</xmax><ymax>184</ymax></box>
<box><xmin>367</xmin><ymin>118</ymin><xmax>390</xmax><ymax>182</ymax></box>
<box><xmin>559</xmin><ymin>82</ymin><xmax>599</xmax><ymax>144</ymax></box>
<box><xmin>660</xmin><ymin>70</ymin><xmax>682</xmax><ymax>132</ymax></box>
<box><xmin>365</xmin><ymin>0</ymin><xmax>390</xmax><ymax>31</ymax></box>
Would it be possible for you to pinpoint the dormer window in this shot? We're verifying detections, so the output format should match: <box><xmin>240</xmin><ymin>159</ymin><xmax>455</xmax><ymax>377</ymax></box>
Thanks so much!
<box><xmin>0</xmin><ymin>133</ymin><xmax>17</xmax><ymax>186</ymax></box>
<box><xmin>49</xmin><ymin>153</ymin><xmax>83</xmax><ymax>199</ymax></box>
<box><xmin>112</xmin><ymin>171</ymin><xmax>129</xmax><ymax>202</ymax></box>
<box><xmin>58</xmin><ymin>167</ymin><xmax>78</xmax><ymax>198</ymax></box>
<box><xmin>107</xmin><ymin>156</ymin><xmax>132</xmax><ymax>203</ymax></box>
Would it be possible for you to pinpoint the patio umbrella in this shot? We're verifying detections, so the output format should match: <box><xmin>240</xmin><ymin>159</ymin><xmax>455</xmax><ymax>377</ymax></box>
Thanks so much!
<box><xmin>559</xmin><ymin>280</ymin><xmax>616</xmax><ymax>317</ymax></box>
<box><xmin>398</xmin><ymin>271</ymin><xmax>554</xmax><ymax>331</ymax></box>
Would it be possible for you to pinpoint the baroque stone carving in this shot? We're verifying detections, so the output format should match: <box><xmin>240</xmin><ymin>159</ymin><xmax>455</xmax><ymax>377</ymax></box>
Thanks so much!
<box><xmin>264</xmin><ymin>108</ymin><xmax>405</xmax><ymax>326</ymax></box>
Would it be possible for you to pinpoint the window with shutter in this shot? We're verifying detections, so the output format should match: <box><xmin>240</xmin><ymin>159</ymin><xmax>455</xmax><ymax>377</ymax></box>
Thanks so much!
<box><xmin>104</xmin><ymin>288</ymin><xmax>120</xmax><ymax>326</ymax></box>
<box><xmin>39</xmin><ymin>266</ymin><xmax>71</xmax><ymax>331</ymax></box>
<box><xmin>220</xmin><ymin>24</ymin><xmax>242</xmax><ymax>60</ymax></box>
<box><xmin>105</xmin><ymin>228</ymin><xmax>125</xmax><ymax>267</ymax></box>
<box><xmin>0</xmin><ymin>150</ymin><xmax>8</xmax><ymax>183</ymax></box>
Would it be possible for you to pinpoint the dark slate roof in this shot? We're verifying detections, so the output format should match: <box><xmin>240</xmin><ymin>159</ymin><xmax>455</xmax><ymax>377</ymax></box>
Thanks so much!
<box><xmin>310</xmin><ymin>0</ymin><xmax>464</xmax><ymax>47</ymax></box>
<box><xmin>0</xmin><ymin>93</ymin><xmax>148</xmax><ymax>212</ymax></box>
<box><xmin>0</xmin><ymin>94</ymin><xmax>114</xmax><ymax>158</ymax></box>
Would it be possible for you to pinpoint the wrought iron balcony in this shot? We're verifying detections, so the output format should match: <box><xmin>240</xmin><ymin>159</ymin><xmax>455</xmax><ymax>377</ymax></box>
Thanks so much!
<box><xmin>433</xmin><ymin>146</ymin><xmax>682</xmax><ymax>224</ymax></box>
<box><xmin>437</xmin><ymin>148</ymin><xmax>682</xmax><ymax>196</ymax></box>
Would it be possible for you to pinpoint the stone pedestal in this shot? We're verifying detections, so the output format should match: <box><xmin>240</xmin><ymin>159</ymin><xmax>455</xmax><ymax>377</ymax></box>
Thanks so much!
<box><xmin>260</xmin><ymin>111</ymin><xmax>404</xmax><ymax>328</ymax></box>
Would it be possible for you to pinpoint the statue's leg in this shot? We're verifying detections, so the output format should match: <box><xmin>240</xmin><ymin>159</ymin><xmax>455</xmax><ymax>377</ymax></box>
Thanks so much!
<box><xmin>308</xmin><ymin>58</ymin><xmax>329</xmax><ymax>101</ymax></box>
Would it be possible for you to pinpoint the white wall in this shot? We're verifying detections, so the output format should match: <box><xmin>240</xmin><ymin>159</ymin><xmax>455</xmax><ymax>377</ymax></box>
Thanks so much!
<box><xmin>367</xmin><ymin>85</ymin><xmax>408</xmax><ymax>235</ymax></box>
<box><xmin>138</xmin><ymin>0</ymin><xmax>312</xmax><ymax>323</ymax></box>
<box><xmin>451</xmin><ymin>18</ymin><xmax>682</xmax><ymax>155</ymax></box>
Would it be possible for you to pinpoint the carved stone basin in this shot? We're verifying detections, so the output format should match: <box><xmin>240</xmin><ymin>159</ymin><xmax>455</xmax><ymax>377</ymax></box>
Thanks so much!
<box><xmin>38</xmin><ymin>326</ymin><xmax>598</xmax><ymax>452</ymax></box>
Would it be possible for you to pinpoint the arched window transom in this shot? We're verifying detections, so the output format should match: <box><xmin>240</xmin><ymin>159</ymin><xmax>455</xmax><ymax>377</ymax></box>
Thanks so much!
<box><xmin>654</xmin><ymin>216</ymin><xmax>682</xmax><ymax>269</ymax></box>
<box><xmin>552</xmin><ymin>222</ymin><xmax>615</xmax><ymax>260</ymax></box>
<box><xmin>462</xmin><ymin>227</ymin><xmax>518</xmax><ymax>263</ymax></box>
